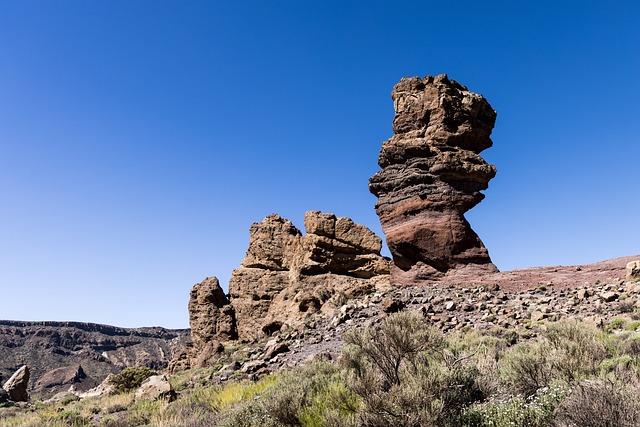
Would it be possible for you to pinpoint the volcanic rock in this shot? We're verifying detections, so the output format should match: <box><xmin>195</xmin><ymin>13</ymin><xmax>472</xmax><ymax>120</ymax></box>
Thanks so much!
<box><xmin>189</xmin><ymin>277</ymin><xmax>237</xmax><ymax>353</ymax></box>
<box><xmin>369</xmin><ymin>74</ymin><xmax>498</xmax><ymax>283</ymax></box>
<box><xmin>134</xmin><ymin>374</ymin><xmax>175</xmax><ymax>401</ymax></box>
<box><xmin>228</xmin><ymin>211</ymin><xmax>390</xmax><ymax>341</ymax></box>
<box><xmin>3</xmin><ymin>365</ymin><xmax>29</xmax><ymax>402</ymax></box>
<box><xmin>34</xmin><ymin>365</ymin><xmax>87</xmax><ymax>394</ymax></box>
<box><xmin>627</xmin><ymin>261</ymin><xmax>640</xmax><ymax>281</ymax></box>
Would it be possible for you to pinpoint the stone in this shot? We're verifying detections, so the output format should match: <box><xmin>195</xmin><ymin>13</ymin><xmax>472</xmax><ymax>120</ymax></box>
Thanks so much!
<box><xmin>382</xmin><ymin>297</ymin><xmax>405</xmax><ymax>313</ymax></box>
<box><xmin>530</xmin><ymin>311</ymin><xmax>546</xmax><ymax>322</ymax></box>
<box><xmin>627</xmin><ymin>261</ymin><xmax>640</xmax><ymax>281</ymax></box>
<box><xmin>369</xmin><ymin>74</ymin><xmax>498</xmax><ymax>283</ymax></box>
<box><xmin>35</xmin><ymin>364</ymin><xmax>86</xmax><ymax>393</ymax></box>
<box><xmin>241</xmin><ymin>360</ymin><xmax>266</xmax><ymax>374</ymax></box>
<box><xmin>600</xmin><ymin>291</ymin><xmax>619</xmax><ymax>302</ymax></box>
<box><xmin>134</xmin><ymin>375</ymin><xmax>175</xmax><ymax>401</ymax></box>
<box><xmin>3</xmin><ymin>365</ymin><xmax>29</xmax><ymax>402</ymax></box>
<box><xmin>75</xmin><ymin>374</ymin><xmax>116</xmax><ymax>399</ymax></box>
<box><xmin>228</xmin><ymin>211</ymin><xmax>389</xmax><ymax>341</ymax></box>
<box><xmin>264</xmin><ymin>341</ymin><xmax>289</xmax><ymax>360</ymax></box>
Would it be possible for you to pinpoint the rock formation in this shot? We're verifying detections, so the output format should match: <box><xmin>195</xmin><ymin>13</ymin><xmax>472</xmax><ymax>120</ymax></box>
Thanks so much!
<box><xmin>3</xmin><ymin>365</ymin><xmax>29</xmax><ymax>402</ymax></box>
<box><xmin>187</xmin><ymin>276</ymin><xmax>237</xmax><ymax>367</ymax></box>
<box><xmin>369</xmin><ymin>74</ymin><xmax>498</xmax><ymax>283</ymax></box>
<box><xmin>34</xmin><ymin>365</ymin><xmax>87</xmax><ymax>395</ymax></box>
<box><xmin>628</xmin><ymin>261</ymin><xmax>640</xmax><ymax>281</ymax></box>
<box><xmin>225</xmin><ymin>211</ymin><xmax>390</xmax><ymax>342</ymax></box>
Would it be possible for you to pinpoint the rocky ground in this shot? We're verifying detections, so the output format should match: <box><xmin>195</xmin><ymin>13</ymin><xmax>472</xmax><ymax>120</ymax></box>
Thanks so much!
<box><xmin>196</xmin><ymin>255</ymin><xmax>640</xmax><ymax>382</ymax></box>
<box><xmin>0</xmin><ymin>321</ymin><xmax>188</xmax><ymax>399</ymax></box>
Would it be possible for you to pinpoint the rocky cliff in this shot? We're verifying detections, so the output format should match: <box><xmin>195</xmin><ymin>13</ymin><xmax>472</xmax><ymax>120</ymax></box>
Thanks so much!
<box><xmin>369</xmin><ymin>74</ymin><xmax>498</xmax><ymax>284</ymax></box>
<box><xmin>0</xmin><ymin>321</ymin><xmax>188</xmax><ymax>398</ymax></box>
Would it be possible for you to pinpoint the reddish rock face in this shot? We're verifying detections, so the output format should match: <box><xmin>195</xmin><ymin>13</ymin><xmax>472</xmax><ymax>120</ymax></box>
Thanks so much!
<box><xmin>369</xmin><ymin>75</ymin><xmax>498</xmax><ymax>283</ymax></box>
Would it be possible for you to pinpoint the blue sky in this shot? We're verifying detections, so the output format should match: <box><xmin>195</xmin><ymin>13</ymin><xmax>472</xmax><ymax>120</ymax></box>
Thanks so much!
<box><xmin>1</xmin><ymin>1</ymin><xmax>638</xmax><ymax>328</ymax></box>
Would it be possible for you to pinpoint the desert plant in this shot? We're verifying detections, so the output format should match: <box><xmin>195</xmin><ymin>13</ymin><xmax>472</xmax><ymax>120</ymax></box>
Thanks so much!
<box><xmin>109</xmin><ymin>366</ymin><xmax>157</xmax><ymax>393</ymax></box>
<box><xmin>555</xmin><ymin>379</ymin><xmax>640</xmax><ymax>427</ymax></box>
<box><xmin>343</xmin><ymin>311</ymin><xmax>484</xmax><ymax>427</ymax></box>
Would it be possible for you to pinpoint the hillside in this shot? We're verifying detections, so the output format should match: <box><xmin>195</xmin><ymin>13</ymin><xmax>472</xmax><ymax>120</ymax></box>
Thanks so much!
<box><xmin>0</xmin><ymin>321</ymin><xmax>188</xmax><ymax>398</ymax></box>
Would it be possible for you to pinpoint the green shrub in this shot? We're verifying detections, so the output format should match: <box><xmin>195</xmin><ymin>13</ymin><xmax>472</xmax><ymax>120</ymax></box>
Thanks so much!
<box><xmin>343</xmin><ymin>311</ymin><xmax>484</xmax><ymax>427</ymax></box>
<box><xmin>109</xmin><ymin>366</ymin><xmax>157</xmax><ymax>393</ymax></box>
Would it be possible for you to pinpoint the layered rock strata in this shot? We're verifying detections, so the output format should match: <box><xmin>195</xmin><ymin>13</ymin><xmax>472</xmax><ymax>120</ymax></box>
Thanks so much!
<box><xmin>369</xmin><ymin>74</ymin><xmax>498</xmax><ymax>283</ymax></box>
<box><xmin>225</xmin><ymin>211</ymin><xmax>390</xmax><ymax>342</ymax></box>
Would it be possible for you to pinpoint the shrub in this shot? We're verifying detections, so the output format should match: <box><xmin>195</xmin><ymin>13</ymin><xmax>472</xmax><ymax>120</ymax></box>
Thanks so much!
<box><xmin>555</xmin><ymin>379</ymin><xmax>640</xmax><ymax>427</ymax></box>
<box><xmin>501</xmin><ymin>321</ymin><xmax>607</xmax><ymax>395</ymax></box>
<box><xmin>343</xmin><ymin>311</ymin><xmax>484</xmax><ymax>426</ymax></box>
<box><xmin>109</xmin><ymin>366</ymin><xmax>157</xmax><ymax>393</ymax></box>
<box><xmin>461</xmin><ymin>383</ymin><xmax>567</xmax><ymax>427</ymax></box>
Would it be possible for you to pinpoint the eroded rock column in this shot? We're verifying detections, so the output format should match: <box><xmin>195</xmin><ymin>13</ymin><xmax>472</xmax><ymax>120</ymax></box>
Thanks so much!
<box><xmin>369</xmin><ymin>74</ymin><xmax>498</xmax><ymax>283</ymax></box>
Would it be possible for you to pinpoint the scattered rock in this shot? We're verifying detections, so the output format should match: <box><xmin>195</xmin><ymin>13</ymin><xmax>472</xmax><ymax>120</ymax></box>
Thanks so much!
<box><xmin>382</xmin><ymin>297</ymin><xmax>404</xmax><ymax>313</ymax></box>
<box><xmin>264</xmin><ymin>341</ymin><xmax>289</xmax><ymax>360</ymax></box>
<box><xmin>3</xmin><ymin>366</ymin><xmax>29</xmax><ymax>402</ymax></box>
<box><xmin>369</xmin><ymin>74</ymin><xmax>498</xmax><ymax>283</ymax></box>
<box><xmin>134</xmin><ymin>375</ymin><xmax>175</xmax><ymax>401</ymax></box>
<box><xmin>241</xmin><ymin>360</ymin><xmax>266</xmax><ymax>374</ymax></box>
<box><xmin>600</xmin><ymin>291</ymin><xmax>619</xmax><ymax>302</ymax></box>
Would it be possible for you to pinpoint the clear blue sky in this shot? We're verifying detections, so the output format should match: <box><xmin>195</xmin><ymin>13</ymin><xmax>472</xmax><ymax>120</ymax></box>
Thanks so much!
<box><xmin>1</xmin><ymin>1</ymin><xmax>638</xmax><ymax>328</ymax></box>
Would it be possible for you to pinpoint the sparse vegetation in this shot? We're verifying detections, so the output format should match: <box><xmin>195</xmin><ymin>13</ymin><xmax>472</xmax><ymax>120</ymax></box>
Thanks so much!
<box><xmin>109</xmin><ymin>367</ymin><xmax>157</xmax><ymax>393</ymax></box>
<box><xmin>3</xmin><ymin>312</ymin><xmax>640</xmax><ymax>426</ymax></box>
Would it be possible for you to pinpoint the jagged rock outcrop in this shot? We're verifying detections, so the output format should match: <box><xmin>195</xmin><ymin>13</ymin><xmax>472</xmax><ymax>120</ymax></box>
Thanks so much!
<box><xmin>3</xmin><ymin>365</ymin><xmax>29</xmax><ymax>402</ymax></box>
<box><xmin>187</xmin><ymin>277</ymin><xmax>237</xmax><ymax>367</ymax></box>
<box><xmin>628</xmin><ymin>261</ymin><xmax>640</xmax><ymax>281</ymax></box>
<box><xmin>228</xmin><ymin>211</ymin><xmax>390</xmax><ymax>341</ymax></box>
<box><xmin>369</xmin><ymin>74</ymin><xmax>498</xmax><ymax>283</ymax></box>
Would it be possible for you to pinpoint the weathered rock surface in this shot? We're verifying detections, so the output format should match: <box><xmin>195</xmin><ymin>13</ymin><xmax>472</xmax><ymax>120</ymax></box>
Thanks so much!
<box><xmin>627</xmin><ymin>260</ymin><xmax>640</xmax><ymax>281</ymax></box>
<box><xmin>3</xmin><ymin>365</ymin><xmax>29</xmax><ymax>402</ymax></box>
<box><xmin>134</xmin><ymin>374</ymin><xmax>175</xmax><ymax>401</ymax></box>
<box><xmin>0</xmin><ymin>321</ymin><xmax>188</xmax><ymax>398</ymax></box>
<box><xmin>369</xmin><ymin>74</ymin><xmax>498</xmax><ymax>283</ymax></box>
<box><xmin>34</xmin><ymin>365</ymin><xmax>87</xmax><ymax>394</ymax></box>
<box><xmin>188</xmin><ymin>276</ymin><xmax>236</xmax><ymax>362</ymax></box>
<box><xmin>228</xmin><ymin>211</ymin><xmax>390</xmax><ymax>341</ymax></box>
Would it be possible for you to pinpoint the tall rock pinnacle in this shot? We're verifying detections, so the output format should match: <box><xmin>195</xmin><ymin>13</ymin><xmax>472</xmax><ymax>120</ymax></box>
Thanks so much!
<box><xmin>369</xmin><ymin>74</ymin><xmax>498</xmax><ymax>283</ymax></box>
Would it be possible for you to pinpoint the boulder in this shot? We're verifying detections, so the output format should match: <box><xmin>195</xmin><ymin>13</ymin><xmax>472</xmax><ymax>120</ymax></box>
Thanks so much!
<box><xmin>369</xmin><ymin>74</ymin><xmax>498</xmax><ymax>283</ymax></box>
<box><xmin>35</xmin><ymin>364</ymin><xmax>87</xmax><ymax>393</ymax></box>
<box><xmin>627</xmin><ymin>261</ymin><xmax>640</xmax><ymax>281</ymax></box>
<box><xmin>3</xmin><ymin>365</ymin><xmax>29</xmax><ymax>402</ymax></box>
<box><xmin>75</xmin><ymin>374</ymin><xmax>116</xmax><ymax>399</ymax></box>
<box><xmin>134</xmin><ymin>375</ymin><xmax>175</xmax><ymax>401</ymax></box>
